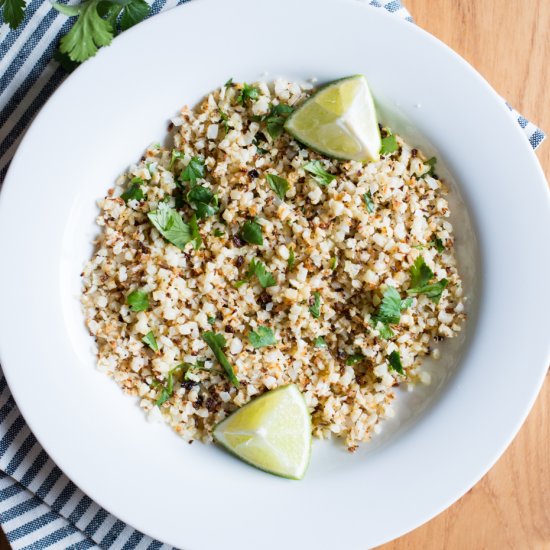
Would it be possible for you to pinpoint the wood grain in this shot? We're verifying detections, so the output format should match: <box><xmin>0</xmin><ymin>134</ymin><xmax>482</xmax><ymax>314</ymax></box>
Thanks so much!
<box><xmin>378</xmin><ymin>0</ymin><xmax>550</xmax><ymax>548</ymax></box>
<box><xmin>0</xmin><ymin>2</ymin><xmax>548</xmax><ymax>549</ymax></box>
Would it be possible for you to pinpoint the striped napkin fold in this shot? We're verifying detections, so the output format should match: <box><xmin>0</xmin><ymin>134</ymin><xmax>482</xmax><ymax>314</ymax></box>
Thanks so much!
<box><xmin>0</xmin><ymin>1</ymin><xmax>545</xmax><ymax>548</ymax></box>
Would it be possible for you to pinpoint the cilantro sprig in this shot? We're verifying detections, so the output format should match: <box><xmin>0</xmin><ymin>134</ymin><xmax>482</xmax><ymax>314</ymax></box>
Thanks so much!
<box><xmin>380</xmin><ymin>131</ymin><xmax>398</xmax><ymax>155</ymax></box>
<box><xmin>121</xmin><ymin>177</ymin><xmax>144</xmax><ymax>203</ymax></box>
<box><xmin>186</xmin><ymin>184</ymin><xmax>219</xmax><ymax>219</ymax></box>
<box><xmin>52</xmin><ymin>0</ymin><xmax>150</xmax><ymax>63</ymax></box>
<box><xmin>264</xmin><ymin>104</ymin><xmax>293</xmax><ymax>139</ymax></box>
<box><xmin>309</xmin><ymin>291</ymin><xmax>321</xmax><ymax>319</ymax></box>
<box><xmin>142</xmin><ymin>331</ymin><xmax>158</xmax><ymax>351</ymax></box>
<box><xmin>1</xmin><ymin>0</ymin><xmax>25</xmax><ymax>29</ymax></box>
<box><xmin>371</xmin><ymin>287</ymin><xmax>412</xmax><ymax>339</ymax></box>
<box><xmin>180</xmin><ymin>156</ymin><xmax>205</xmax><ymax>185</ymax></box>
<box><xmin>406</xmin><ymin>256</ymin><xmax>449</xmax><ymax>304</ymax></box>
<box><xmin>388</xmin><ymin>350</ymin><xmax>404</xmax><ymax>374</ymax></box>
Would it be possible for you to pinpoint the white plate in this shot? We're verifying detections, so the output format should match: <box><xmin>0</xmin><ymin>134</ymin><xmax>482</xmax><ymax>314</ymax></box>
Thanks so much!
<box><xmin>0</xmin><ymin>0</ymin><xmax>549</xmax><ymax>548</ymax></box>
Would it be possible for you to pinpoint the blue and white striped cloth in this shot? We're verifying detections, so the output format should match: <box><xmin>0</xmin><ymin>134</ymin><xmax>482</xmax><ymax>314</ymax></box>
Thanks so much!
<box><xmin>0</xmin><ymin>0</ymin><xmax>545</xmax><ymax>548</ymax></box>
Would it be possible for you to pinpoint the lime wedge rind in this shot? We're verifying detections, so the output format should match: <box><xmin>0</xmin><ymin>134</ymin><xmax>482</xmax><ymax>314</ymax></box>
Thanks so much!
<box><xmin>213</xmin><ymin>384</ymin><xmax>312</xmax><ymax>480</ymax></box>
<box><xmin>284</xmin><ymin>75</ymin><xmax>381</xmax><ymax>162</ymax></box>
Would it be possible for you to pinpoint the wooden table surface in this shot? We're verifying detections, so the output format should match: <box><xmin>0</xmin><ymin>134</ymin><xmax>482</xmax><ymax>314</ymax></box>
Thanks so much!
<box><xmin>0</xmin><ymin>1</ymin><xmax>548</xmax><ymax>549</ymax></box>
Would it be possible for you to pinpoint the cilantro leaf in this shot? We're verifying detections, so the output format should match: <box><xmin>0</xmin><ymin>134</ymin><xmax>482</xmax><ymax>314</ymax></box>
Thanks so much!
<box><xmin>287</xmin><ymin>248</ymin><xmax>295</xmax><ymax>269</ymax></box>
<box><xmin>186</xmin><ymin>184</ymin><xmax>219</xmax><ymax>218</ymax></box>
<box><xmin>346</xmin><ymin>353</ymin><xmax>364</xmax><ymax>366</ymax></box>
<box><xmin>373</xmin><ymin>321</ymin><xmax>395</xmax><ymax>339</ymax></box>
<box><xmin>54</xmin><ymin>0</ymin><xmax>113</xmax><ymax>63</ymax></box>
<box><xmin>248</xmin><ymin>326</ymin><xmax>277</xmax><ymax>349</ymax></box>
<box><xmin>304</xmin><ymin>160</ymin><xmax>336</xmax><ymax>186</ymax></box>
<box><xmin>407</xmin><ymin>256</ymin><xmax>448</xmax><ymax>303</ymax></box>
<box><xmin>239</xmin><ymin>219</ymin><xmax>263</xmax><ymax>245</ymax></box>
<box><xmin>224</xmin><ymin>78</ymin><xmax>233</xmax><ymax>87</ymax></box>
<box><xmin>218</xmin><ymin>108</ymin><xmax>230</xmax><ymax>134</ymax></box>
<box><xmin>265</xmin><ymin>104</ymin><xmax>293</xmax><ymax>139</ymax></box>
<box><xmin>245</xmin><ymin>258</ymin><xmax>276</xmax><ymax>288</ymax></box>
<box><xmin>148</xmin><ymin>202</ymin><xmax>193</xmax><ymax>250</ymax></box>
<box><xmin>380</xmin><ymin>133</ymin><xmax>398</xmax><ymax>155</ymax></box>
<box><xmin>329</xmin><ymin>256</ymin><xmax>338</xmax><ymax>270</ymax></box>
<box><xmin>1</xmin><ymin>0</ymin><xmax>26</xmax><ymax>29</ymax></box>
<box><xmin>409</xmin><ymin>256</ymin><xmax>434</xmax><ymax>288</ymax></box>
<box><xmin>388</xmin><ymin>350</ymin><xmax>404</xmax><ymax>374</ymax></box>
<box><xmin>120</xmin><ymin>0</ymin><xmax>149</xmax><ymax>30</ymax></box>
<box><xmin>202</xmin><ymin>331</ymin><xmax>239</xmax><ymax>387</ymax></box>
<box><xmin>121</xmin><ymin>182</ymin><xmax>143</xmax><ymax>202</ymax></box>
<box><xmin>418</xmin><ymin>156</ymin><xmax>437</xmax><ymax>179</ymax></box>
<box><xmin>236</xmin><ymin>83</ymin><xmax>259</xmax><ymax>105</ymax></box>
<box><xmin>309</xmin><ymin>291</ymin><xmax>321</xmax><ymax>319</ymax></box>
<box><xmin>213</xmin><ymin>228</ymin><xmax>224</xmax><ymax>237</ymax></box>
<box><xmin>189</xmin><ymin>213</ymin><xmax>202</xmax><ymax>250</ymax></box>
<box><xmin>433</xmin><ymin>237</ymin><xmax>445</xmax><ymax>253</ymax></box>
<box><xmin>265</xmin><ymin>173</ymin><xmax>289</xmax><ymax>200</ymax></box>
<box><xmin>155</xmin><ymin>363</ymin><xmax>186</xmax><ymax>406</ymax></box>
<box><xmin>207</xmin><ymin>316</ymin><xmax>216</xmax><ymax>325</ymax></box>
<box><xmin>53</xmin><ymin>48</ymin><xmax>80</xmax><ymax>73</ymax></box>
<box><xmin>313</xmin><ymin>336</ymin><xmax>327</xmax><ymax>348</ymax></box>
<box><xmin>127</xmin><ymin>290</ymin><xmax>149</xmax><ymax>312</ymax></box>
<box><xmin>180</xmin><ymin>156</ymin><xmax>205</xmax><ymax>184</ymax></box>
<box><xmin>363</xmin><ymin>191</ymin><xmax>375</xmax><ymax>213</ymax></box>
<box><xmin>142</xmin><ymin>331</ymin><xmax>158</xmax><ymax>351</ymax></box>
<box><xmin>373</xmin><ymin>287</ymin><xmax>410</xmax><ymax>325</ymax></box>
<box><xmin>407</xmin><ymin>279</ymin><xmax>449</xmax><ymax>304</ymax></box>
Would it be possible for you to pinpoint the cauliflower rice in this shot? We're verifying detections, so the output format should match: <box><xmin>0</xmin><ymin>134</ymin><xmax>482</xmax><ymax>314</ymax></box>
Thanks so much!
<box><xmin>81</xmin><ymin>79</ymin><xmax>466</xmax><ymax>450</ymax></box>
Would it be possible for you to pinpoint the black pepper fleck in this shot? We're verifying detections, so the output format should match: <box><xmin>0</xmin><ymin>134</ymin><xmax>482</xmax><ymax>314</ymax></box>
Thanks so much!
<box><xmin>248</xmin><ymin>169</ymin><xmax>259</xmax><ymax>179</ymax></box>
<box><xmin>235</xmin><ymin>255</ymin><xmax>244</xmax><ymax>267</ymax></box>
<box><xmin>233</xmin><ymin>235</ymin><xmax>245</xmax><ymax>247</ymax></box>
<box><xmin>225</xmin><ymin>325</ymin><xmax>235</xmax><ymax>334</ymax></box>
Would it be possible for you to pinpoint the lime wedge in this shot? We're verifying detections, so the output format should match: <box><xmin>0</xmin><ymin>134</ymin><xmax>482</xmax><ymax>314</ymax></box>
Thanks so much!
<box><xmin>285</xmin><ymin>75</ymin><xmax>381</xmax><ymax>162</ymax></box>
<box><xmin>213</xmin><ymin>384</ymin><xmax>312</xmax><ymax>479</ymax></box>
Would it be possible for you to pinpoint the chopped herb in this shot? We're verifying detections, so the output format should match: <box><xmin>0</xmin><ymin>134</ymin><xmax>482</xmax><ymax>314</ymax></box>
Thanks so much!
<box><xmin>248</xmin><ymin>326</ymin><xmax>277</xmax><ymax>349</ymax></box>
<box><xmin>363</xmin><ymin>191</ymin><xmax>375</xmax><ymax>213</ymax></box>
<box><xmin>224</xmin><ymin>77</ymin><xmax>233</xmax><ymax>87</ymax></box>
<box><xmin>169</xmin><ymin>149</ymin><xmax>184</xmax><ymax>170</ymax></box>
<box><xmin>218</xmin><ymin>108</ymin><xmax>230</xmax><ymax>134</ymax></box>
<box><xmin>239</xmin><ymin>219</ymin><xmax>263</xmax><ymax>245</ymax></box>
<box><xmin>265</xmin><ymin>173</ymin><xmax>289</xmax><ymax>200</ymax></box>
<box><xmin>121</xmin><ymin>181</ymin><xmax>144</xmax><ymax>203</ymax></box>
<box><xmin>433</xmin><ymin>237</ymin><xmax>445</xmax><ymax>253</ymax></box>
<box><xmin>329</xmin><ymin>256</ymin><xmax>338</xmax><ymax>270</ymax></box>
<box><xmin>213</xmin><ymin>228</ymin><xmax>225</xmax><ymax>237</ymax></box>
<box><xmin>202</xmin><ymin>331</ymin><xmax>239</xmax><ymax>387</ymax></box>
<box><xmin>407</xmin><ymin>279</ymin><xmax>449</xmax><ymax>304</ymax></box>
<box><xmin>127</xmin><ymin>290</ymin><xmax>149</xmax><ymax>312</ymax></box>
<box><xmin>346</xmin><ymin>354</ymin><xmax>364</xmax><ymax>366</ymax></box>
<box><xmin>207</xmin><ymin>316</ymin><xmax>216</xmax><ymax>325</ymax></box>
<box><xmin>236</xmin><ymin>83</ymin><xmax>259</xmax><ymax>105</ymax></box>
<box><xmin>155</xmin><ymin>363</ymin><xmax>185</xmax><ymax>406</ymax></box>
<box><xmin>180</xmin><ymin>156</ymin><xmax>205</xmax><ymax>184</ymax></box>
<box><xmin>380</xmin><ymin>133</ymin><xmax>398</xmax><ymax>155</ymax></box>
<box><xmin>304</xmin><ymin>160</ymin><xmax>336</xmax><ymax>186</ymax></box>
<box><xmin>188</xmin><ymin>213</ymin><xmax>202</xmax><ymax>250</ymax></box>
<box><xmin>246</xmin><ymin>258</ymin><xmax>276</xmax><ymax>288</ymax></box>
<box><xmin>142</xmin><ymin>331</ymin><xmax>158</xmax><ymax>352</ymax></box>
<box><xmin>388</xmin><ymin>350</ymin><xmax>404</xmax><ymax>374</ymax></box>
<box><xmin>287</xmin><ymin>248</ymin><xmax>295</xmax><ymax>269</ymax></box>
<box><xmin>186</xmin><ymin>184</ymin><xmax>219</xmax><ymax>218</ymax></box>
<box><xmin>264</xmin><ymin>104</ymin><xmax>293</xmax><ymax>139</ymax></box>
<box><xmin>418</xmin><ymin>156</ymin><xmax>437</xmax><ymax>179</ymax></box>
<box><xmin>183</xmin><ymin>360</ymin><xmax>215</xmax><ymax>381</ymax></box>
<box><xmin>313</xmin><ymin>336</ymin><xmax>327</xmax><ymax>348</ymax></box>
<box><xmin>406</xmin><ymin>256</ymin><xmax>448</xmax><ymax>303</ymax></box>
<box><xmin>148</xmin><ymin>203</ymin><xmax>193</xmax><ymax>250</ymax></box>
<box><xmin>409</xmin><ymin>256</ymin><xmax>434</xmax><ymax>288</ymax></box>
<box><xmin>309</xmin><ymin>291</ymin><xmax>321</xmax><ymax>319</ymax></box>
